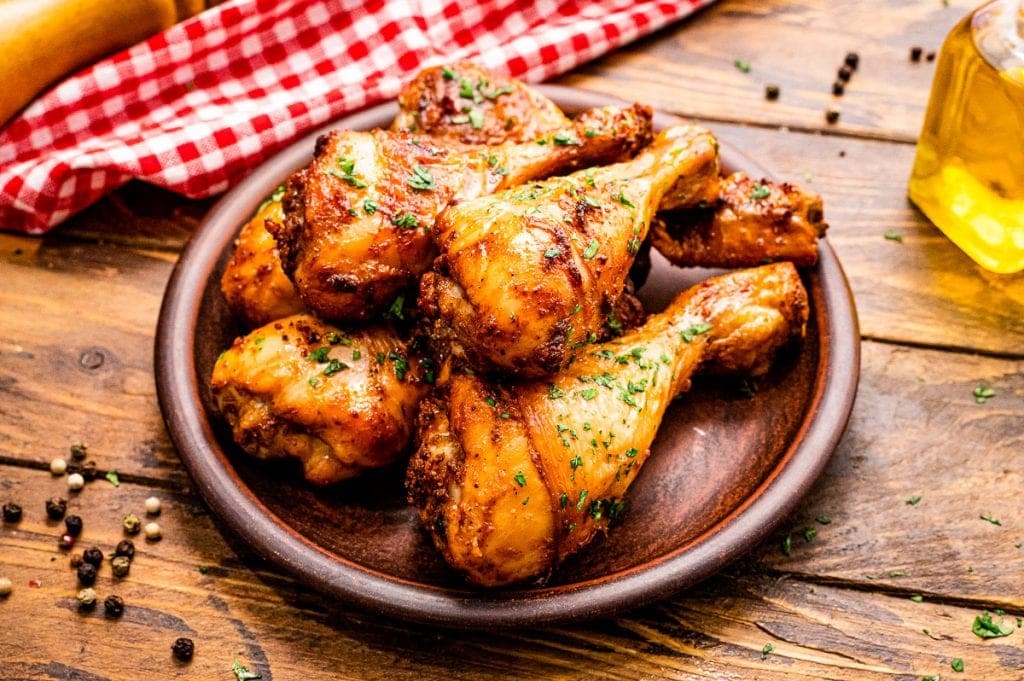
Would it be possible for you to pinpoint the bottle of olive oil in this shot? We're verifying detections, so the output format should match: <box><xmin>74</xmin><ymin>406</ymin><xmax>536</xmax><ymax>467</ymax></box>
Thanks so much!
<box><xmin>908</xmin><ymin>0</ymin><xmax>1024</xmax><ymax>273</ymax></box>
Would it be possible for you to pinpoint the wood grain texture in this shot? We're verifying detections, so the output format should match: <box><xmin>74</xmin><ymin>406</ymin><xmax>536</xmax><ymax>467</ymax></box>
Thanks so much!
<box><xmin>557</xmin><ymin>0</ymin><xmax>975</xmax><ymax>142</ymax></box>
<box><xmin>2</xmin><ymin>445</ymin><xmax>1021</xmax><ymax>681</ymax></box>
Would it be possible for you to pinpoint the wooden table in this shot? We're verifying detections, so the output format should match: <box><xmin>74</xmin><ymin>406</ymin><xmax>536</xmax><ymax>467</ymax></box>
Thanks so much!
<box><xmin>3</xmin><ymin>1</ymin><xmax>1022</xmax><ymax>678</ymax></box>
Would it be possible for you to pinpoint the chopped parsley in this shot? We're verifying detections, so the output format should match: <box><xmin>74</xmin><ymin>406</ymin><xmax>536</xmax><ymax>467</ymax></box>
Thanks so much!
<box><xmin>951</xmin><ymin>658</ymin><xmax>964</xmax><ymax>673</ymax></box>
<box><xmin>582</xmin><ymin>195</ymin><xmax>601</xmax><ymax>208</ymax></box>
<box><xmin>750</xmin><ymin>184</ymin><xmax>771</xmax><ymax>200</ymax></box>
<box><xmin>803</xmin><ymin>528</ymin><xmax>817</xmax><ymax>542</ymax></box>
<box><xmin>257</xmin><ymin>184</ymin><xmax>287</xmax><ymax>212</ymax></box>
<box><xmin>387</xmin><ymin>351</ymin><xmax>408</xmax><ymax>380</ymax></box>
<box><xmin>906</xmin><ymin>495</ymin><xmax>922</xmax><ymax>506</ymax></box>
<box><xmin>584</xmin><ymin>128</ymin><xmax>598</xmax><ymax>138</ymax></box>
<box><xmin>980</xmin><ymin>514</ymin><xmax>1001</xmax><ymax>526</ymax></box>
<box><xmin>322</xmin><ymin>359</ymin><xmax>348</xmax><ymax>376</ymax></box>
<box><xmin>553</xmin><ymin>131</ymin><xmax>581</xmax><ymax>146</ymax></box>
<box><xmin>458</xmin><ymin>78</ymin><xmax>475</xmax><ymax>99</ymax></box>
<box><xmin>363</xmin><ymin>198</ymin><xmax>378</xmax><ymax>214</ymax></box>
<box><xmin>441</xmin><ymin>66</ymin><xmax>456</xmax><ymax>80</ymax></box>
<box><xmin>548</xmin><ymin>385</ymin><xmax>566</xmax><ymax>399</ymax></box>
<box><xmin>761</xmin><ymin>643</ymin><xmax>774</xmax><ymax>658</ymax></box>
<box><xmin>468</xmin><ymin>108</ymin><xmax>484</xmax><ymax>129</ymax></box>
<box><xmin>973</xmin><ymin>386</ymin><xmax>996</xmax><ymax>404</ymax></box>
<box><xmin>972</xmin><ymin>611</ymin><xmax>1013</xmax><ymax>638</ymax></box>
<box><xmin>581</xmin><ymin>388</ymin><xmax>597</xmax><ymax>400</ymax></box>
<box><xmin>734</xmin><ymin>59</ymin><xmax>751</xmax><ymax>73</ymax></box>
<box><xmin>625</xmin><ymin>448</ymin><xmax>639</xmax><ymax>458</ymax></box>
<box><xmin>544</xmin><ymin>248</ymin><xmax>561</xmax><ymax>258</ymax></box>
<box><xmin>352</xmin><ymin>349</ymin><xmax>361</xmax><ymax>360</ymax></box>
<box><xmin>307</xmin><ymin>346</ymin><xmax>330</xmax><ymax>362</ymax></box>
<box><xmin>576</xmin><ymin>489</ymin><xmax>588</xmax><ymax>511</ymax></box>
<box><xmin>559</xmin><ymin>492</ymin><xmax>569</xmax><ymax>509</ymax></box>
<box><xmin>582</xmin><ymin>239</ymin><xmax>599</xmax><ymax>259</ymax></box>
<box><xmin>105</xmin><ymin>470</ymin><xmax>120</xmax><ymax>487</ymax></box>
<box><xmin>407</xmin><ymin>165</ymin><xmax>435</xmax><ymax>190</ymax></box>
<box><xmin>326</xmin><ymin>156</ymin><xmax>368</xmax><ymax>188</ymax></box>
<box><xmin>385</xmin><ymin>294</ymin><xmax>405</xmax><ymax>320</ymax></box>
<box><xmin>680</xmin><ymin>322</ymin><xmax>713</xmax><ymax>343</ymax></box>
<box><xmin>781</xmin><ymin>534</ymin><xmax>792</xmax><ymax>556</ymax></box>
<box><xmin>910</xmin><ymin>595</ymin><xmax>923</xmax><ymax>602</ymax></box>
<box><xmin>513</xmin><ymin>471</ymin><xmax>527</xmax><ymax>487</ymax></box>
<box><xmin>391</xmin><ymin>212</ymin><xmax>419</xmax><ymax>229</ymax></box>
<box><xmin>816</xmin><ymin>516</ymin><xmax>831</xmax><ymax>525</ymax></box>
<box><xmin>232</xmin><ymin>660</ymin><xmax>262</xmax><ymax>681</ymax></box>
<box><xmin>883</xmin><ymin>230</ymin><xmax>903</xmax><ymax>242</ymax></box>
<box><xmin>613</xmin><ymin>191</ymin><xmax>635</xmax><ymax>208</ymax></box>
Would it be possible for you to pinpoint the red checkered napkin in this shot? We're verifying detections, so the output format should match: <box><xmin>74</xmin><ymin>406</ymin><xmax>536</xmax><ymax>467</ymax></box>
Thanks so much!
<box><xmin>0</xmin><ymin>0</ymin><xmax>712</xmax><ymax>234</ymax></box>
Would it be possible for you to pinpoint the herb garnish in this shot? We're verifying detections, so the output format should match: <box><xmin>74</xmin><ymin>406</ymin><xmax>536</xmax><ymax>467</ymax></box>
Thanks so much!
<box><xmin>326</xmin><ymin>157</ymin><xmax>368</xmax><ymax>188</ymax></box>
<box><xmin>553</xmin><ymin>131</ymin><xmax>581</xmax><ymax>146</ymax></box>
<box><xmin>884</xmin><ymin>230</ymin><xmax>903</xmax><ymax>242</ymax></box>
<box><xmin>972</xmin><ymin>611</ymin><xmax>1013</xmax><ymax>638</ymax></box>
<box><xmin>582</xmin><ymin>240</ymin><xmax>599</xmax><ymax>259</ymax></box>
<box><xmin>232</xmin><ymin>660</ymin><xmax>262</xmax><ymax>681</ymax></box>
<box><xmin>980</xmin><ymin>514</ymin><xmax>1002</xmax><ymax>526</ymax></box>
<box><xmin>391</xmin><ymin>212</ymin><xmax>419</xmax><ymax>229</ymax></box>
<box><xmin>906</xmin><ymin>495</ymin><xmax>922</xmax><ymax>506</ymax></box>
<box><xmin>734</xmin><ymin>59</ymin><xmax>751</xmax><ymax>73</ymax></box>
<box><xmin>105</xmin><ymin>470</ymin><xmax>120</xmax><ymax>487</ymax></box>
<box><xmin>513</xmin><ymin>471</ymin><xmax>527</xmax><ymax>487</ymax></box>
<box><xmin>680</xmin><ymin>323</ymin><xmax>713</xmax><ymax>343</ymax></box>
<box><xmin>973</xmin><ymin>386</ymin><xmax>996</xmax><ymax>404</ymax></box>
<box><xmin>407</xmin><ymin>165</ymin><xmax>436</xmax><ymax>191</ymax></box>
<box><xmin>750</xmin><ymin>184</ymin><xmax>771</xmax><ymax>200</ymax></box>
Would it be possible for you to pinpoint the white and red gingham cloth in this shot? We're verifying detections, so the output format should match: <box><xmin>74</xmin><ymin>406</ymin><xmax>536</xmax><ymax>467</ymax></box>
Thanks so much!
<box><xmin>0</xmin><ymin>0</ymin><xmax>712</xmax><ymax>234</ymax></box>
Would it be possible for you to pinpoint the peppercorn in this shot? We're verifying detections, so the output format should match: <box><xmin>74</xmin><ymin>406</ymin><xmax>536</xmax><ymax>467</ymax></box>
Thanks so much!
<box><xmin>81</xmin><ymin>461</ymin><xmax>98</xmax><ymax>481</ymax></box>
<box><xmin>58</xmin><ymin>534</ymin><xmax>76</xmax><ymax>551</ymax></box>
<box><xmin>45</xmin><ymin>497</ymin><xmax>67</xmax><ymax>520</ymax></box>
<box><xmin>82</xmin><ymin>546</ymin><xmax>104</xmax><ymax>567</ymax></box>
<box><xmin>845</xmin><ymin>52</ymin><xmax>859</xmax><ymax>70</ymax></box>
<box><xmin>76</xmin><ymin>587</ymin><xmax>97</xmax><ymax>611</ymax></box>
<box><xmin>122</xmin><ymin>513</ymin><xmax>141</xmax><ymax>535</ymax></box>
<box><xmin>67</xmin><ymin>473</ymin><xmax>85</xmax><ymax>491</ymax></box>
<box><xmin>0</xmin><ymin>577</ymin><xmax>11</xmax><ymax>597</ymax></box>
<box><xmin>171</xmin><ymin>637</ymin><xmax>195</xmax><ymax>662</ymax></box>
<box><xmin>837</xmin><ymin>65</ymin><xmax>852</xmax><ymax>82</ymax></box>
<box><xmin>910</xmin><ymin>46</ymin><xmax>923</xmax><ymax>62</ymax></box>
<box><xmin>70</xmin><ymin>553</ymin><xmax>84</xmax><ymax>568</ymax></box>
<box><xmin>832</xmin><ymin>81</ymin><xmax>845</xmax><ymax>96</ymax></box>
<box><xmin>926</xmin><ymin>51</ymin><xmax>936</xmax><ymax>62</ymax></box>
<box><xmin>825</xmin><ymin>106</ymin><xmax>841</xmax><ymax>124</ymax></box>
<box><xmin>114</xmin><ymin>540</ymin><xmax>135</xmax><ymax>560</ymax></box>
<box><xmin>144</xmin><ymin>522</ymin><xmax>162</xmax><ymax>541</ymax></box>
<box><xmin>764</xmin><ymin>84</ymin><xmax>780</xmax><ymax>100</ymax></box>
<box><xmin>64</xmin><ymin>515</ymin><xmax>83</xmax><ymax>537</ymax></box>
<box><xmin>50</xmin><ymin>458</ymin><xmax>67</xmax><ymax>475</ymax></box>
<box><xmin>103</xmin><ymin>594</ymin><xmax>124</xmax><ymax>618</ymax></box>
<box><xmin>144</xmin><ymin>497</ymin><xmax>162</xmax><ymax>516</ymax></box>
<box><xmin>70</xmin><ymin>443</ymin><xmax>88</xmax><ymax>461</ymax></box>
<box><xmin>111</xmin><ymin>556</ymin><xmax>131</xmax><ymax>578</ymax></box>
<box><xmin>2</xmin><ymin>502</ymin><xmax>22</xmax><ymax>523</ymax></box>
<box><xmin>76</xmin><ymin>562</ymin><xmax>97</xmax><ymax>586</ymax></box>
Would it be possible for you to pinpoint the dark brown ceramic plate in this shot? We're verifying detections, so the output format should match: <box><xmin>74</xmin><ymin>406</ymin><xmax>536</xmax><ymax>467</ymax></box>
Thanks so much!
<box><xmin>156</xmin><ymin>85</ymin><xmax>859</xmax><ymax>628</ymax></box>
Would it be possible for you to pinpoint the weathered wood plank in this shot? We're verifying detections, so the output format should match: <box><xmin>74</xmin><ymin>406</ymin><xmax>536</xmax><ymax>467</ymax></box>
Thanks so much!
<box><xmin>0</xmin><ymin>233</ymin><xmax>187</xmax><ymax>486</ymax></box>
<box><xmin>557</xmin><ymin>0</ymin><xmax>973</xmax><ymax>142</ymax></box>
<box><xmin>1</xmin><ymin>463</ymin><xmax>1020</xmax><ymax>680</ymax></box>
<box><xmin>762</xmin><ymin>340</ymin><xmax>1024</xmax><ymax>609</ymax></box>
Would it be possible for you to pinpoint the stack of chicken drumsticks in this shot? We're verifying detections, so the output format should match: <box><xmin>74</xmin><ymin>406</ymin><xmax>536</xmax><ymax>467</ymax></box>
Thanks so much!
<box><xmin>211</xmin><ymin>63</ymin><xmax>827</xmax><ymax>587</ymax></box>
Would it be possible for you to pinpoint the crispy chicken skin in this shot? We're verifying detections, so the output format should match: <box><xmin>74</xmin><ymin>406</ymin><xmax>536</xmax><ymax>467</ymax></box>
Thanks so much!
<box><xmin>652</xmin><ymin>172</ymin><xmax>828</xmax><ymax>268</ymax></box>
<box><xmin>407</xmin><ymin>263</ymin><xmax>809</xmax><ymax>586</ymax></box>
<box><xmin>219</xmin><ymin>195</ymin><xmax>306</xmax><ymax>328</ymax></box>
<box><xmin>420</xmin><ymin>125</ymin><xmax>720</xmax><ymax>377</ymax></box>
<box><xmin>392</xmin><ymin>62</ymin><xmax>569</xmax><ymax>144</ymax></box>
<box><xmin>271</xmin><ymin>104</ymin><xmax>653</xmax><ymax>321</ymax></box>
<box><xmin>210</xmin><ymin>315</ymin><xmax>430</xmax><ymax>485</ymax></box>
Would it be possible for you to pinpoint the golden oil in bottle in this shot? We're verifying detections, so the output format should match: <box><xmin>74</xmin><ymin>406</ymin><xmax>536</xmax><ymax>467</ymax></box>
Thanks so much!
<box><xmin>908</xmin><ymin>0</ymin><xmax>1024</xmax><ymax>273</ymax></box>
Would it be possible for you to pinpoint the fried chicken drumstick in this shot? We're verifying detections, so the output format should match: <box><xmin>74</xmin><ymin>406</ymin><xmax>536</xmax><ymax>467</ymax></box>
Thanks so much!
<box><xmin>407</xmin><ymin>263</ymin><xmax>809</xmax><ymax>586</ymax></box>
<box><xmin>420</xmin><ymin>124</ymin><xmax>719</xmax><ymax>377</ymax></box>
<box><xmin>272</xmin><ymin>104</ymin><xmax>653</xmax><ymax>321</ymax></box>
<box><xmin>210</xmin><ymin>315</ymin><xmax>430</xmax><ymax>485</ymax></box>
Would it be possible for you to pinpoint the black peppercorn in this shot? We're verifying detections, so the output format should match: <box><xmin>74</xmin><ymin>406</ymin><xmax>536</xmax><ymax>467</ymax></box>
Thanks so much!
<box><xmin>82</xmin><ymin>546</ymin><xmax>104</xmax><ymax>567</ymax></box>
<box><xmin>832</xmin><ymin>81</ymin><xmax>845</xmax><ymax>96</ymax></box>
<box><xmin>58</xmin><ymin>534</ymin><xmax>76</xmax><ymax>551</ymax></box>
<box><xmin>825</xmin><ymin>106</ymin><xmax>841</xmax><ymax>124</ymax></box>
<box><xmin>76</xmin><ymin>562</ymin><xmax>97</xmax><ymax>586</ymax></box>
<box><xmin>45</xmin><ymin>497</ymin><xmax>67</xmax><ymax>520</ymax></box>
<box><xmin>764</xmin><ymin>84</ymin><xmax>780</xmax><ymax>100</ymax></box>
<box><xmin>171</xmin><ymin>637</ymin><xmax>195</xmax><ymax>662</ymax></box>
<box><xmin>2</xmin><ymin>502</ymin><xmax>22</xmax><ymax>523</ymax></box>
<box><xmin>70</xmin><ymin>443</ymin><xmax>88</xmax><ymax>461</ymax></box>
<box><xmin>910</xmin><ymin>46</ymin><xmax>923</xmax><ymax>62</ymax></box>
<box><xmin>114</xmin><ymin>539</ymin><xmax>135</xmax><ymax>560</ymax></box>
<box><xmin>64</xmin><ymin>515</ymin><xmax>83</xmax><ymax>537</ymax></box>
<box><xmin>103</xmin><ymin>594</ymin><xmax>124</xmax><ymax>618</ymax></box>
<box><xmin>837</xmin><ymin>65</ymin><xmax>852</xmax><ymax>82</ymax></box>
<box><xmin>926</xmin><ymin>51</ymin><xmax>936</xmax><ymax>62</ymax></box>
<box><xmin>81</xmin><ymin>461</ymin><xmax>98</xmax><ymax>482</ymax></box>
<box><xmin>70</xmin><ymin>553</ymin><xmax>84</xmax><ymax>568</ymax></box>
<box><xmin>845</xmin><ymin>52</ymin><xmax>859</xmax><ymax>70</ymax></box>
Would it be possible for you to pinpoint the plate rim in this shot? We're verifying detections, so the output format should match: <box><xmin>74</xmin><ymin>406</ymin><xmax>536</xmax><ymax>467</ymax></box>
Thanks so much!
<box><xmin>155</xmin><ymin>84</ymin><xmax>860</xmax><ymax>628</ymax></box>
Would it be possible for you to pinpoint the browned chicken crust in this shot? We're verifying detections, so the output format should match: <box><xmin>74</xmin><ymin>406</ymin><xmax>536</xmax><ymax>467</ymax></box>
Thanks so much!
<box><xmin>421</xmin><ymin>125</ymin><xmax>720</xmax><ymax>377</ymax></box>
<box><xmin>407</xmin><ymin>263</ymin><xmax>809</xmax><ymax>586</ymax></box>
<box><xmin>652</xmin><ymin>172</ymin><xmax>828</xmax><ymax>268</ymax></box>
<box><xmin>271</xmin><ymin>104</ymin><xmax>653</xmax><ymax>322</ymax></box>
<box><xmin>219</xmin><ymin>195</ymin><xmax>306</xmax><ymax>328</ymax></box>
<box><xmin>210</xmin><ymin>315</ymin><xmax>430</xmax><ymax>485</ymax></box>
<box><xmin>392</xmin><ymin>61</ymin><xmax>569</xmax><ymax>144</ymax></box>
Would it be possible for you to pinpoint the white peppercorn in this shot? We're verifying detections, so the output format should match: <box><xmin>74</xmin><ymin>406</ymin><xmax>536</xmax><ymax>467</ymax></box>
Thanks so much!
<box><xmin>50</xmin><ymin>458</ymin><xmax>67</xmax><ymax>475</ymax></box>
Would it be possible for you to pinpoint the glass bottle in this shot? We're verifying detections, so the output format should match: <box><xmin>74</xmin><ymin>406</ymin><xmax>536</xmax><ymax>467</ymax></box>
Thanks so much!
<box><xmin>908</xmin><ymin>0</ymin><xmax>1024</xmax><ymax>274</ymax></box>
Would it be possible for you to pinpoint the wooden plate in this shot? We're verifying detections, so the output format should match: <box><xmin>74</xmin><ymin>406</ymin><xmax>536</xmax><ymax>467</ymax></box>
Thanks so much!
<box><xmin>155</xmin><ymin>85</ymin><xmax>859</xmax><ymax>628</ymax></box>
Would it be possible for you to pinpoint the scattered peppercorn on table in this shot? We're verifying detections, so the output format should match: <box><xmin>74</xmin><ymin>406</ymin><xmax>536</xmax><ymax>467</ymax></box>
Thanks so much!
<box><xmin>2</xmin><ymin>1</ymin><xmax>1023</xmax><ymax>678</ymax></box>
